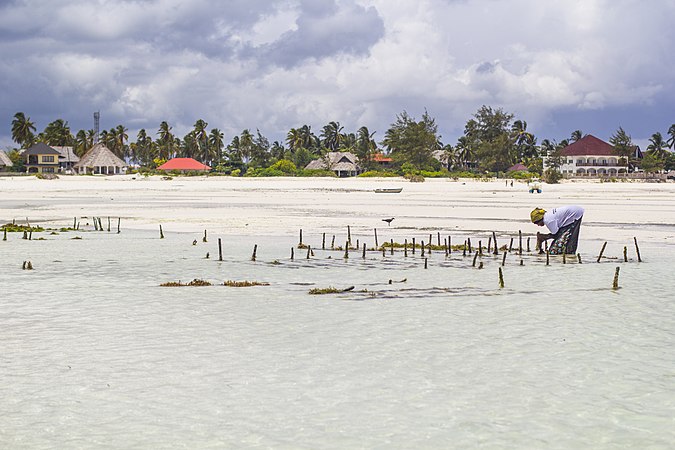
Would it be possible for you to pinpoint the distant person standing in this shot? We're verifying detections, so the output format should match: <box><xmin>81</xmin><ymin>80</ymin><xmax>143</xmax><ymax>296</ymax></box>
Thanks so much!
<box><xmin>531</xmin><ymin>205</ymin><xmax>584</xmax><ymax>254</ymax></box>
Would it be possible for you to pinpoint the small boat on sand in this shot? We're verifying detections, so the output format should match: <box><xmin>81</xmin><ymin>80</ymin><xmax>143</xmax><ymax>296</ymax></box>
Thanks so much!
<box><xmin>374</xmin><ymin>188</ymin><xmax>403</xmax><ymax>193</ymax></box>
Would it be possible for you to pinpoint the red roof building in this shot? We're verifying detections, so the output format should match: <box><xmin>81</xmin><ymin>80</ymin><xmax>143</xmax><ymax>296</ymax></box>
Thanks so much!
<box><xmin>157</xmin><ymin>158</ymin><xmax>211</xmax><ymax>172</ymax></box>
<box><xmin>507</xmin><ymin>163</ymin><xmax>528</xmax><ymax>172</ymax></box>
<box><xmin>559</xmin><ymin>135</ymin><xmax>640</xmax><ymax>177</ymax></box>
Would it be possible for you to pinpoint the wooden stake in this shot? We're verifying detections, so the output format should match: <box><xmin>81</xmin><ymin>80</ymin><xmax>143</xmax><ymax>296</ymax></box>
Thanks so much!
<box><xmin>299</xmin><ymin>229</ymin><xmax>303</xmax><ymax>246</ymax></box>
<box><xmin>203</xmin><ymin>230</ymin><xmax>207</xmax><ymax>242</ymax></box>
<box><xmin>331</xmin><ymin>235</ymin><xmax>335</xmax><ymax>249</ymax></box>
<box><xmin>73</xmin><ymin>217</ymin><xmax>77</xmax><ymax>229</ymax></box>
<box><xmin>613</xmin><ymin>266</ymin><xmax>620</xmax><ymax>290</ymax></box>
<box><xmin>347</xmin><ymin>226</ymin><xmax>351</xmax><ymax>246</ymax></box>
<box><xmin>577</xmin><ymin>253</ymin><xmax>582</xmax><ymax>264</ymax></box>
<box><xmin>390</xmin><ymin>239</ymin><xmax>394</xmax><ymax>255</ymax></box>
<box><xmin>98</xmin><ymin>217</ymin><xmax>103</xmax><ymax>231</ymax></box>
<box><xmin>424</xmin><ymin>258</ymin><xmax>428</xmax><ymax>269</ymax></box>
<box><xmin>463</xmin><ymin>241</ymin><xmax>467</xmax><ymax>257</ymax></box>
<box><xmin>322</xmin><ymin>233</ymin><xmax>326</xmax><ymax>250</ymax></box>
<box><xmin>597</xmin><ymin>242</ymin><xmax>607</xmax><ymax>263</ymax></box>
<box><xmin>492</xmin><ymin>231</ymin><xmax>498</xmax><ymax>255</ymax></box>
<box><xmin>160</xmin><ymin>224</ymin><xmax>164</xmax><ymax>239</ymax></box>
<box><xmin>444</xmin><ymin>239</ymin><xmax>448</xmax><ymax>257</ymax></box>
<box><xmin>2</xmin><ymin>228</ymin><xmax>6</xmax><ymax>241</ymax></box>
<box><xmin>291</xmin><ymin>247</ymin><xmax>294</xmax><ymax>260</ymax></box>
<box><xmin>421</xmin><ymin>240</ymin><xmax>425</xmax><ymax>257</ymax></box>
<box><xmin>562</xmin><ymin>253</ymin><xmax>566</xmax><ymax>264</ymax></box>
<box><xmin>117</xmin><ymin>217</ymin><xmax>121</xmax><ymax>234</ymax></box>
<box><xmin>344</xmin><ymin>242</ymin><xmax>349</xmax><ymax>259</ymax></box>
<box><xmin>307</xmin><ymin>245</ymin><xmax>311</xmax><ymax>259</ymax></box>
<box><xmin>487</xmin><ymin>236</ymin><xmax>492</xmax><ymax>253</ymax></box>
<box><xmin>527</xmin><ymin>237</ymin><xmax>530</xmax><ymax>253</ymax></box>
<box><xmin>472</xmin><ymin>251</ymin><xmax>478</xmax><ymax>267</ymax></box>
<box><xmin>546</xmin><ymin>251</ymin><xmax>549</xmax><ymax>266</ymax></box>
<box><xmin>107</xmin><ymin>216</ymin><xmax>111</xmax><ymax>232</ymax></box>
<box><xmin>498</xmin><ymin>267</ymin><xmax>504</xmax><ymax>288</ymax></box>
<box><xmin>478</xmin><ymin>240</ymin><xmax>483</xmax><ymax>256</ymax></box>
<box><xmin>218</xmin><ymin>238</ymin><xmax>223</xmax><ymax>261</ymax></box>
<box><xmin>412</xmin><ymin>237</ymin><xmax>416</xmax><ymax>254</ymax></box>
<box><xmin>437</xmin><ymin>232</ymin><xmax>441</xmax><ymax>246</ymax></box>
<box><xmin>362</xmin><ymin>243</ymin><xmax>366</xmax><ymax>259</ymax></box>
<box><xmin>508</xmin><ymin>237</ymin><xmax>513</xmax><ymax>252</ymax></box>
<box><xmin>634</xmin><ymin>237</ymin><xmax>642</xmax><ymax>262</ymax></box>
<box><xmin>501</xmin><ymin>251</ymin><xmax>507</xmax><ymax>266</ymax></box>
<box><xmin>404</xmin><ymin>239</ymin><xmax>408</xmax><ymax>257</ymax></box>
<box><xmin>518</xmin><ymin>230</ymin><xmax>522</xmax><ymax>255</ymax></box>
<box><xmin>374</xmin><ymin>228</ymin><xmax>378</xmax><ymax>247</ymax></box>
<box><xmin>448</xmin><ymin>236</ymin><xmax>451</xmax><ymax>254</ymax></box>
<box><xmin>467</xmin><ymin>238</ymin><xmax>472</xmax><ymax>253</ymax></box>
<box><xmin>623</xmin><ymin>246</ymin><xmax>628</xmax><ymax>262</ymax></box>
<box><xmin>251</xmin><ymin>244</ymin><xmax>257</xmax><ymax>261</ymax></box>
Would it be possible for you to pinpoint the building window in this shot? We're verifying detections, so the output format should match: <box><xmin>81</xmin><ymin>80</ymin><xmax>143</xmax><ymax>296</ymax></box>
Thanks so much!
<box><xmin>42</xmin><ymin>155</ymin><xmax>55</xmax><ymax>162</ymax></box>
<box><xmin>43</xmin><ymin>167</ymin><xmax>55</xmax><ymax>173</ymax></box>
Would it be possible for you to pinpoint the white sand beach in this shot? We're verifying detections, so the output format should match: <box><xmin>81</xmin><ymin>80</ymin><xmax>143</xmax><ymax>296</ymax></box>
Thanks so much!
<box><xmin>1</xmin><ymin>175</ymin><xmax>674</xmax><ymax>244</ymax></box>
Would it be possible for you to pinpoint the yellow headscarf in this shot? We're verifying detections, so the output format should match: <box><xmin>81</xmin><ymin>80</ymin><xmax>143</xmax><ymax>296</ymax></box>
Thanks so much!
<box><xmin>530</xmin><ymin>208</ymin><xmax>546</xmax><ymax>223</ymax></box>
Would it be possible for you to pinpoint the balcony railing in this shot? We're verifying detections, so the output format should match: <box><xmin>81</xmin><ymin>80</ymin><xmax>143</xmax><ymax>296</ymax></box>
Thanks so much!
<box><xmin>574</xmin><ymin>162</ymin><xmax>620</xmax><ymax>167</ymax></box>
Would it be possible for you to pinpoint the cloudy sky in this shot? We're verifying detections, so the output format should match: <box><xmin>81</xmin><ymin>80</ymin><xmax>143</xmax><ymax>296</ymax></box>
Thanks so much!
<box><xmin>1</xmin><ymin>0</ymin><xmax>674</xmax><ymax>151</ymax></box>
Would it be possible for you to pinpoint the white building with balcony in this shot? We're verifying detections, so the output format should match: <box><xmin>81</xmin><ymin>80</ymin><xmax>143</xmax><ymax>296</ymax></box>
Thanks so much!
<box><xmin>560</xmin><ymin>134</ymin><xmax>641</xmax><ymax>177</ymax></box>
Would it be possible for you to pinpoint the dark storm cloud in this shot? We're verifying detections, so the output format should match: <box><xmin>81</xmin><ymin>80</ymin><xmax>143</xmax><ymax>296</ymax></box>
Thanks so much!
<box><xmin>249</xmin><ymin>0</ymin><xmax>385</xmax><ymax>68</ymax></box>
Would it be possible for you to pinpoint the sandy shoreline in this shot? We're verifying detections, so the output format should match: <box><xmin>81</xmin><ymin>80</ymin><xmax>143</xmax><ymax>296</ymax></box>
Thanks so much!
<box><xmin>1</xmin><ymin>175</ymin><xmax>674</xmax><ymax>245</ymax></box>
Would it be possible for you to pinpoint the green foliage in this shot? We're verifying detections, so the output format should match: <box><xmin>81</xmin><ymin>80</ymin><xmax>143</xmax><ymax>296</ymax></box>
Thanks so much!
<box><xmin>419</xmin><ymin>170</ymin><xmax>450</xmax><ymax>178</ymax></box>
<box><xmin>268</xmin><ymin>159</ymin><xmax>297</xmax><ymax>174</ymax></box>
<box><xmin>447</xmin><ymin>171</ymin><xmax>480</xmax><ymax>179</ymax></box>
<box><xmin>382</xmin><ymin>111</ymin><xmax>441</xmax><ymax>170</ymax></box>
<box><xmin>8</xmin><ymin>149</ymin><xmax>25</xmax><ymax>172</ymax></box>
<box><xmin>231</xmin><ymin>169</ymin><xmax>241</xmax><ymax>177</ymax></box>
<box><xmin>510</xmin><ymin>170</ymin><xmax>537</xmax><ymax>180</ymax></box>
<box><xmin>640</xmin><ymin>153</ymin><xmax>665</xmax><ymax>173</ymax></box>
<box><xmin>358</xmin><ymin>170</ymin><xmax>399</xmax><ymax>177</ymax></box>
<box><xmin>296</xmin><ymin>169</ymin><xmax>337</xmax><ymax>177</ymax></box>
<box><xmin>543</xmin><ymin>168</ymin><xmax>563</xmax><ymax>184</ymax></box>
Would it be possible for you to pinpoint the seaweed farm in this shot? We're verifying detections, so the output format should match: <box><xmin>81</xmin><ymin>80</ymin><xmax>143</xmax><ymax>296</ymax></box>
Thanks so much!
<box><xmin>2</xmin><ymin>219</ymin><xmax>674</xmax><ymax>448</ymax></box>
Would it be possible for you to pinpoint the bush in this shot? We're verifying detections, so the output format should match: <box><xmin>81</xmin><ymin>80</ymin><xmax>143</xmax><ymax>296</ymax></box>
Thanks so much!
<box><xmin>447</xmin><ymin>171</ymin><xmax>480</xmax><ymax>179</ymax></box>
<box><xmin>543</xmin><ymin>168</ymin><xmax>562</xmax><ymax>184</ymax></box>
<box><xmin>268</xmin><ymin>159</ymin><xmax>297</xmax><ymax>174</ymax></box>
<box><xmin>358</xmin><ymin>170</ymin><xmax>399</xmax><ymax>178</ymax></box>
<box><xmin>231</xmin><ymin>169</ymin><xmax>241</xmax><ymax>177</ymax></box>
<box><xmin>296</xmin><ymin>169</ymin><xmax>337</xmax><ymax>177</ymax></box>
<box><xmin>419</xmin><ymin>170</ymin><xmax>449</xmax><ymax>178</ymax></box>
<box><xmin>510</xmin><ymin>170</ymin><xmax>537</xmax><ymax>180</ymax></box>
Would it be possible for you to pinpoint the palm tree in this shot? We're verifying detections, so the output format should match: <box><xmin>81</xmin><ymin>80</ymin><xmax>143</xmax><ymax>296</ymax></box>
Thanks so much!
<box><xmin>286</xmin><ymin>128</ymin><xmax>304</xmax><ymax>155</ymax></box>
<box><xmin>667</xmin><ymin>124</ymin><xmax>675</xmax><ymax>150</ymax></box>
<box><xmin>320</xmin><ymin>121</ymin><xmax>344</xmax><ymax>152</ymax></box>
<box><xmin>42</xmin><ymin>119</ymin><xmax>73</xmax><ymax>146</ymax></box>
<box><xmin>208</xmin><ymin>128</ymin><xmax>224</xmax><ymax>166</ymax></box>
<box><xmin>355</xmin><ymin>126</ymin><xmax>377</xmax><ymax>170</ymax></box>
<box><xmin>75</xmin><ymin>130</ymin><xmax>89</xmax><ymax>156</ymax></box>
<box><xmin>11</xmin><ymin>112</ymin><xmax>36</xmax><ymax>148</ymax></box>
<box><xmin>239</xmin><ymin>129</ymin><xmax>254</xmax><ymax>162</ymax></box>
<box><xmin>570</xmin><ymin>130</ymin><xmax>583</xmax><ymax>142</ymax></box>
<box><xmin>157</xmin><ymin>121</ymin><xmax>174</xmax><ymax>160</ymax></box>
<box><xmin>647</xmin><ymin>132</ymin><xmax>669</xmax><ymax>161</ymax></box>
<box><xmin>455</xmin><ymin>135</ymin><xmax>474</xmax><ymax>170</ymax></box>
<box><xmin>115</xmin><ymin>125</ymin><xmax>129</xmax><ymax>159</ymax></box>
<box><xmin>192</xmin><ymin>119</ymin><xmax>209</xmax><ymax>163</ymax></box>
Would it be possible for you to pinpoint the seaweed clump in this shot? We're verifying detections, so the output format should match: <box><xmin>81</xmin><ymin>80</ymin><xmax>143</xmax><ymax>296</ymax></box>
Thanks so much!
<box><xmin>160</xmin><ymin>278</ymin><xmax>212</xmax><ymax>287</ymax></box>
<box><xmin>223</xmin><ymin>280</ymin><xmax>270</xmax><ymax>287</ymax></box>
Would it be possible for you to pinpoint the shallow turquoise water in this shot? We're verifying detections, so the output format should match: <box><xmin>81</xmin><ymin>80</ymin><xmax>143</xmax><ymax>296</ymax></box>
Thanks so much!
<box><xmin>1</xmin><ymin>227</ymin><xmax>674</xmax><ymax>448</ymax></box>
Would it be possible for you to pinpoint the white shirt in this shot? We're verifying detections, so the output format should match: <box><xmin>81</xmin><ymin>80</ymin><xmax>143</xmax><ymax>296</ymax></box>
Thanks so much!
<box><xmin>543</xmin><ymin>205</ymin><xmax>584</xmax><ymax>235</ymax></box>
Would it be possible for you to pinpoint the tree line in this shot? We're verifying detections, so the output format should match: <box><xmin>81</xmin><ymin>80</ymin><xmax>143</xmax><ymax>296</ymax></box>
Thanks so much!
<box><xmin>7</xmin><ymin>107</ymin><xmax>675</xmax><ymax>176</ymax></box>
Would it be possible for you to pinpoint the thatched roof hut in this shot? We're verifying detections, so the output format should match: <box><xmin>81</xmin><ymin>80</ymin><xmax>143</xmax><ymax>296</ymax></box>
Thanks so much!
<box><xmin>0</xmin><ymin>151</ymin><xmax>12</xmax><ymax>171</ymax></box>
<box><xmin>75</xmin><ymin>143</ymin><xmax>128</xmax><ymax>175</ymax></box>
<box><xmin>305</xmin><ymin>152</ymin><xmax>361</xmax><ymax>177</ymax></box>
